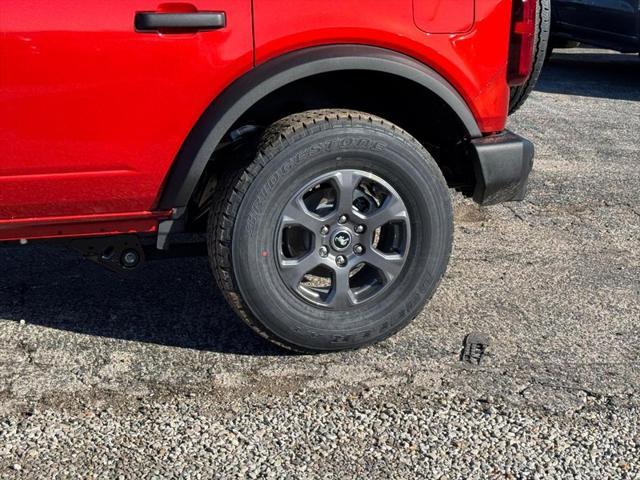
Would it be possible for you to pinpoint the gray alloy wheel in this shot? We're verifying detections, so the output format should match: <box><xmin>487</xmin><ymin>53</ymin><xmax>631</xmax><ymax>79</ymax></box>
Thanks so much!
<box><xmin>276</xmin><ymin>169</ymin><xmax>410</xmax><ymax>309</ymax></box>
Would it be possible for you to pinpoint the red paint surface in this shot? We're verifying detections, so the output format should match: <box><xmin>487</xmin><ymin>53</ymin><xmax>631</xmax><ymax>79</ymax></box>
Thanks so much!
<box><xmin>0</xmin><ymin>0</ymin><xmax>253</xmax><ymax>224</ymax></box>
<box><xmin>0</xmin><ymin>0</ymin><xmax>512</xmax><ymax>241</ymax></box>
<box><xmin>0</xmin><ymin>211</ymin><xmax>172</xmax><ymax>241</ymax></box>
<box><xmin>252</xmin><ymin>0</ymin><xmax>511</xmax><ymax>132</ymax></box>
<box><xmin>413</xmin><ymin>0</ymin><xmax>475</xmax><ymax>34</ymax></box>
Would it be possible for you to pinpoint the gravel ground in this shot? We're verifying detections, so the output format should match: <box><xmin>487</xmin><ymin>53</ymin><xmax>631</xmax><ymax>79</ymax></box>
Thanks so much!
<box><xmin>1</xmin><ymin>48</ymin><xmax>639</xmax><ymax>478</ymax></box>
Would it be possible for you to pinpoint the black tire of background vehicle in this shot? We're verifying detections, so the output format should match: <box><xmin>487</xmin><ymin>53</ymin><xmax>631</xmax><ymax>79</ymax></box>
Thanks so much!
<box><xmin>508</xmin><ymin>0</ymin><xmax>551</xmax><ymax>115</ymax></box>
<box><xmin>207</xmin><ymin>109</ymin><xmax>453</xmax><ymax>352</ymax></box>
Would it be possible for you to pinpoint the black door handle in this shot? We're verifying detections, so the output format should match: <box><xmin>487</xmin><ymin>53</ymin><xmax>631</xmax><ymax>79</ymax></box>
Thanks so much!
<box><xmin>135</xmin><ymin>12</ymin><xmax>226</xmax><ymax>32</ymax></box>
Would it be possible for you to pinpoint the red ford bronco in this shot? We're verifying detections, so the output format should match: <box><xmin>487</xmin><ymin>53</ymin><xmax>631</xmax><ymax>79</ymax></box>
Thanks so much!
<box><xmin>0</xmin><ymin>0</ymin><xmax>544</xmax><ymax>351</ymax></box>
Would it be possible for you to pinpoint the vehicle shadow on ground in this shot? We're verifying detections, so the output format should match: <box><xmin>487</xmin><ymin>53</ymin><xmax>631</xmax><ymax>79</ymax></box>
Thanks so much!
<box><xmin>0</xmin><ymin>245</ymin><xmax>287</xmax><ymax>356</ymax></box>
<box><xmin>535</xmin><ymin>50</ymin><xmax>640</xmax><ymax>101</ymax></box>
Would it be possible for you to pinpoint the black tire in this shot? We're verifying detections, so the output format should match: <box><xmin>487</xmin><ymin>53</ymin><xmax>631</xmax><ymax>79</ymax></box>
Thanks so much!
<box><xmin>508</xmin><ymin>0</ymin><xmax>551</xmax><ymax>114</ymax></box>
<box><xmin>208</xmin><ymin>109</ymin><xmax>453</xmax><ymax>352</ymax></box>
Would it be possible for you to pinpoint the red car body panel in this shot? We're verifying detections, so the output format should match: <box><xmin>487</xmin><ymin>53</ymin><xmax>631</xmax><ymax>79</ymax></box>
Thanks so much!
<box><xmin>0</xmin><ymin>1</ymin><xmax>253</xmax><ymax>226</ymax></box>
<box><xmin>0</xmin><ymin>0</ymin><xmax>513</xmax><ymax>242</ymax></box>
<box><xmin>252</xmin><ymin>0</ymin><xmax>511</xmax><ymax>131</ymax></box>
<box><xmin>0</xmin><ymin>211</ymin><xmax>171</xmax><ymax>242</ymax></box>
<box><xmin>413</xmin><ymin>0</ymin><xmax>476</xmax><ymax>33</ymax></box>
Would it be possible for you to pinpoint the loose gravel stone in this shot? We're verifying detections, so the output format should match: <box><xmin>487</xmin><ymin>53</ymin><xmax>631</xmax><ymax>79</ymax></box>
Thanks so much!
<box><xmin>1</xmin><ymin>391</ymin><xmax>638</xmax><ymax>479</ymax></box>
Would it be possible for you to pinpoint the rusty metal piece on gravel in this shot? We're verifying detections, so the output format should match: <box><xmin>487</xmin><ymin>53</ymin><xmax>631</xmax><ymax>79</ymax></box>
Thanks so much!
<box><xmin>461</xmin><ymin>332</ymin><xmax>490</xmax><ymax>365</ymax></box>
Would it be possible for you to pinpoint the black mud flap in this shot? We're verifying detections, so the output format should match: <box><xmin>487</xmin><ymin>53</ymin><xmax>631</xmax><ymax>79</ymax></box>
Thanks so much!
<box><xmin>471</xmin><ymin>130</ymin><xmax>534</xmax><ymax>206</ymax></box>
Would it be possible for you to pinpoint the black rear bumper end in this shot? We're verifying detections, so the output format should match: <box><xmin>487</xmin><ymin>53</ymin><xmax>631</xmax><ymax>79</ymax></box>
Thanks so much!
<box><xmin>471</xmin><ymin>130</ymin><xmax>534</xmax><ymax>206</ymax></box>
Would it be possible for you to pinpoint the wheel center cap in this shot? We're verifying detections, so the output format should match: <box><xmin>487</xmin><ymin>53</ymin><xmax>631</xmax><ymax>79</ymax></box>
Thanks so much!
<box><xmin>332</xmin><ymin>230</ymin><xmax>352</xmax><ymax>251</ymax></box>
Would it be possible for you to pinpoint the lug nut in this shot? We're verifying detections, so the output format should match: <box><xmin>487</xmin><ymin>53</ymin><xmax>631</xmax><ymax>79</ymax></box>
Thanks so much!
<box><xmin>338</xmin><ymin>214</ymin><xmax>348</xmax><ymax>224</ymax></box>
<box><xmin>354</xmin><ymin>224</ymin><xmax>366</xmax><ymax>234</ymax></box>
<box><xmin>353</xmin><ymin>244</ymin><xmax>364</xmax><ymax>255</ymax></box>
<box><xmin>335</xmin><ymin>255</ymin><xmax>347</xmax><ymax>267</ymax></box>
<box><xmin>320</xmin><ymin>225</ymin><xmax>330</xmax><ymax>235</ymax></box>
<box><xmin>319</xmin><ymin>246</ymin><xmax>329</xmax><ymax>257</ymax></box>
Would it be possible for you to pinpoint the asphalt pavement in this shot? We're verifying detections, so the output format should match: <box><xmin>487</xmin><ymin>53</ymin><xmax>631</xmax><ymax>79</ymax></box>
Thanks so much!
<box><xmin>1</xmin><ymin>48</ymin><xmax>639</xmax><ymax>478</ymax></box>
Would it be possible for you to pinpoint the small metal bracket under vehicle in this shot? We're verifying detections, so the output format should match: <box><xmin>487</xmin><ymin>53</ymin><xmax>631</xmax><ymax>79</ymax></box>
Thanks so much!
<box><xmin>69</xmin><ymin>235</ymin><xmax>145</xmax><ymax>273</ymax></box>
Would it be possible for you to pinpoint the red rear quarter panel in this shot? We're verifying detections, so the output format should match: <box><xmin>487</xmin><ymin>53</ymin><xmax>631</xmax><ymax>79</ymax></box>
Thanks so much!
<box><xmin>413</xmin><ymin>0</ymin><xmax>476</xmax><ymax>33</ymax></box>
<box><xmin>253</xmin><ymin>0</ymin><xmax>512</xmax><ymax>132</ymax></box>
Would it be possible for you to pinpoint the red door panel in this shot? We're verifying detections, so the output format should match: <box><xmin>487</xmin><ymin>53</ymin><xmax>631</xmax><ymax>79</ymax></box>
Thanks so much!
<box><xmin>0</xmin><ymin>1</ymin><xmax>252</xmax><ymax>220</ymax></box>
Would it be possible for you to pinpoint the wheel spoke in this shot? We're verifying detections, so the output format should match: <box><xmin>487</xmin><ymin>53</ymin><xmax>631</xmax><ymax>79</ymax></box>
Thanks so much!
<box><xmin>279</xmin><ymin>253</ymin><xmax>322</xmax><ymax>290</ymax></box>
<box><xmin>281</xmin><ymin>198</ymin><xmax>324</xmax><ymax>233</ymax></box>
<box><xmin>332</xmin><ymin>170</ymin><xmax>361</xmax><ymax>214</ymax></box>
<box><xmin>362</xmin><ymin>249</ymin><xmax>405</xmax><ymax>282</ymax></box>
<box><xmin>326</xmin><ymin>267</ymin><xmax>356</xmax><ymax>308</ymax></box>
<box><xmin>361</xmin><ymin>195</ymin><xmax>408</xmax><ymax>229</ymax></box>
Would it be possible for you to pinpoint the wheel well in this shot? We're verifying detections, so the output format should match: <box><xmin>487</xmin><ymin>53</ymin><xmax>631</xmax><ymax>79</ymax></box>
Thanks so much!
<box><xmin>235</xmin><ymin>70</ymin><xmax>470</xmax><ymax>144</ymax></box>
<box><xmin>186</xmin><ymin>70</ymin><xmax>477</xmax><ymax>230</ymax></box>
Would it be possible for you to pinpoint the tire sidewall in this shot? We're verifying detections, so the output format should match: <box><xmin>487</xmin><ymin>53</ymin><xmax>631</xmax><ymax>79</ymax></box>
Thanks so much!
<box><xmin>232</xmin><ymin>123</ymin><xmax>452</xmax><ymax>351</ymax></box>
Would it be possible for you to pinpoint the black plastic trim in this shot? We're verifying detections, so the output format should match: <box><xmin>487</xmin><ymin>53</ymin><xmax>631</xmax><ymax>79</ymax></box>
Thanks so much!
<box><xmin>135</xmin><ymin>12</ymin><xmax>226</xmax><ymax>32</ymax></box>
<box><xmin>156</xmin><ymin>44</ymin><xmax>482</xmax><ymax>211</ymax></box>
<box><xmin>471</xmin><ymin>130</ymin><xmax>534</xmax><ymax>205</ymax></box>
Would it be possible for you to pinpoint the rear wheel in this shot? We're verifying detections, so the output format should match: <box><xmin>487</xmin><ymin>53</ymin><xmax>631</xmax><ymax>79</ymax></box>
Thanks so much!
<box><xmin>508</xmin><ymin>0</ymin><xmax>551</xmax><ymax>114</ymax></box>
<box><xmin>208</xmin><ymin>109</ymin><xmax>453</xmax><ymax>352</ymax></box>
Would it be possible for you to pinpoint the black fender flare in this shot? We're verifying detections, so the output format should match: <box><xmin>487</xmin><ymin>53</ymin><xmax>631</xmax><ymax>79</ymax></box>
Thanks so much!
<box><xmin>157</xmin><ymin>44</ymin><xmax>481</xmax><ymax>211</ymax></box>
